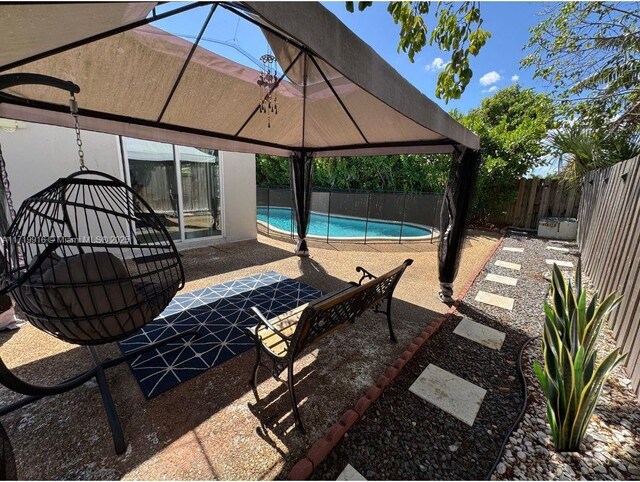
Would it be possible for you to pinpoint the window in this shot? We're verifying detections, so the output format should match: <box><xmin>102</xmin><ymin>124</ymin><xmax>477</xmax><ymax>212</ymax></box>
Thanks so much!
<box><xmin>122</xmin><ymin>137</ymin><xmax>222</xmax><ymax>242</ymax></box>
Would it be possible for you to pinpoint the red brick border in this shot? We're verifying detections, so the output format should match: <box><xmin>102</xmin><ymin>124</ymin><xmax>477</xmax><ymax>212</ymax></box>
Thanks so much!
<box><xmin>287</xmin><ymin>232</ymin><xmax>506</xmax><ymax>480</ymax></box>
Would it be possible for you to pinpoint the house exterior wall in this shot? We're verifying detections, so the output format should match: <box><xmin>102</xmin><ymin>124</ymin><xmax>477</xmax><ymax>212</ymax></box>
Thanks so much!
<box><xmin>219</xmin><ymin>150</ymin><xmax>257</xmax><ymax>243</ymax></box>
<box><xmin>0</xmin><ymin>121</ymin><xmax>257</xmax><ymax>246</ymax></box>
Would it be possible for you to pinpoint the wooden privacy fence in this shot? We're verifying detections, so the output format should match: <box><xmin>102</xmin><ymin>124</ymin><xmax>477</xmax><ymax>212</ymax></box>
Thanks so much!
<box><xmin>487</xmin><ymin>178</ymin><xmax>580</xmax><ymax>229</ymax></box>
<box><xmin>577</xmin><ymin>155</ymin><xmax>640</xmax><ymax>397</ymax></box>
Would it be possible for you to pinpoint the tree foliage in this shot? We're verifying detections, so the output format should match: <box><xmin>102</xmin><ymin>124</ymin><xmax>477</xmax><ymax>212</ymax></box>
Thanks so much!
<box><xmin>346</xmin><ymin>1</ymin><xmax>491</xmax><ymax>102</ymax></box>
<box><xmin>452</xmin><ymin>85</ymin><xmax>556</xmax><ymax>222</ymax></box>
<box><xmin>549</xmin><ymin>125</ymin><xmax>640</xmax><ymax>187</ymax></box>
<box><xmin>522</xmin><ymin>2</ymin><xmax>640</xmax><ymax>130</ymax></box>
<box><xmin>255</xmin><ymin>154</ymin><xmax>451</xmax><ymax>193</ymax></box>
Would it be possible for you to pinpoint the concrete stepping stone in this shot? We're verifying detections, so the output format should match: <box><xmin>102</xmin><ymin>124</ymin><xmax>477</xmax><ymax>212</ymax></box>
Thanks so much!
<box><xmin>495</xmin><ymin>260</ymin><xmax>521</xmax><ymax>271</ymax></box>
<box><xmin>409</xmin><ymin>364</ymin><xmax>486</xmax><ymax>426</ymax></box>
<box><xmin>546</xmin><ymin>259</ymin><xmax>574</xmax><ymax>268</ymax></box>
<box><xmin>453</xmin><ymin>317</ymin><xmax>505</xmax><ymax>350</ymax></box>
<box><xmin>547</xmin><ymin>246</ymin><xmax>570</xmax><ymax>252</ymax></box>
<box><xmin>502</xmin><ymin>247</ymin><xmax>524</xmax><ymax>253</ymax></box>
<box><xmin>337</xmin><ymin>464</ymin><xmax>366</xmax><ymax>481</ymax></box>
<box><xmin>486</xmin><ymin>273</ymin><xmax>518</xmax><ymax>286</ymax></box>
<box><xmin>475</xmin><ymin>291</ymin><xmax>514</xmax><ymax>310</ymax></box>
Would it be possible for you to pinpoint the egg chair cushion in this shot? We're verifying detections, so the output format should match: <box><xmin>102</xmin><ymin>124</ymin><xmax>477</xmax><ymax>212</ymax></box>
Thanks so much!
<box><xmin>26</xmin><ymin>252</ymin><xmax>156</xmax><ymax>342</ymax></box>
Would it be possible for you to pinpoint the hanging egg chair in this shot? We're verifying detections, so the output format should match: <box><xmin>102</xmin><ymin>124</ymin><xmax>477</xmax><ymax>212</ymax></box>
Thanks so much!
<box><xmin>0</xmin><ymin>73</ymin><xmax>196</xmax><ymax>455</ymax></box>
<box><xmin>4</xmin><ymin>169</ymin><xmax>184</xmax><ymax>345</ymax></box>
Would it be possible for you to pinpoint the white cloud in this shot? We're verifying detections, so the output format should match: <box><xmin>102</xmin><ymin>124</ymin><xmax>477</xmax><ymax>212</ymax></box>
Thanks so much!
<box><xmin>479</xmin><ymin>71</ymin><xmax>501</xmax><ymax>86</ymax></box>
<box><xmin>511</xmin><ymin>74</ymin><xmax>520</xmax><ymax>82</ymax></box>
<box><xmin>481</xmin><ymin>86</ymin><xmax>498</xmax><ymax>94</ymax></box>
<box><xmin>426</xmin><ymin>57</ymin><xmax>445</xmax><ymax>71</ymax></box>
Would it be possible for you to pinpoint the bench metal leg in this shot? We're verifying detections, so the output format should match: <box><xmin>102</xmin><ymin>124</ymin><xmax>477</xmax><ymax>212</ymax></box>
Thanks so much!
<box><xmin>386</xmin><ymin>297</ymin><xmax>397</xmax><ymax>343</ymax></box>
<box><xmin>250</xmin><ymin>345</ymin><xmax>262</xmax><ymax>391</ymax></box>
<box><xmin>287</xmin><ymin>362</ymin><xmax>305</xmax><ymax>434</ymax></box>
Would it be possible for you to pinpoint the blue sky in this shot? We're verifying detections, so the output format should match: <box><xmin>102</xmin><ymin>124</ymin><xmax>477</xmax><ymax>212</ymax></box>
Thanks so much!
<box><xmin>155</xmin><ymin>2</ymin><xmax>555</xmax><ymax>174</ymax></box>
<box><xmin>323</xmin><ymin>1</ymin><xmax>552</xmax><ymax>113</ymax></box>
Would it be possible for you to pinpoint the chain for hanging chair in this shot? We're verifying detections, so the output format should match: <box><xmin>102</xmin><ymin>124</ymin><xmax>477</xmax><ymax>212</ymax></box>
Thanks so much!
<box><xmin>69</xmin><ymin>92</ymin><xmax>86</xmax><ymax>171</ymax></box>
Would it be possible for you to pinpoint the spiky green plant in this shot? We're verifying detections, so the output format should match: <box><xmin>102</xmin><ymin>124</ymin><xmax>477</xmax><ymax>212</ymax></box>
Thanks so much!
<box><xmin>534</xmin><ymin>260</ymin><xmax>626</xmax><ymax>452</ymax></box>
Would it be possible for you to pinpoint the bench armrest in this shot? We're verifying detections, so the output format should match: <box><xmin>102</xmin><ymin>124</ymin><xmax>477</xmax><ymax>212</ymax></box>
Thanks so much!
<box><xmin>250</xmin><ymin>307</ymin><xmax>294</xmax><ymax>341</ymax></box>
<box><xmin>355</xmin><ymin>266</ymin><xmax>377</xmax><ymax>285</ymax></box>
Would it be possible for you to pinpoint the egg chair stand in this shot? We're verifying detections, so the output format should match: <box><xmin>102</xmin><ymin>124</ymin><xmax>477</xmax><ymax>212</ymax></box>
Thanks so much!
<box><xmin>0</xmin><ymin>330</ymin><xmax>197</xmax><ymax>454</ymax></box>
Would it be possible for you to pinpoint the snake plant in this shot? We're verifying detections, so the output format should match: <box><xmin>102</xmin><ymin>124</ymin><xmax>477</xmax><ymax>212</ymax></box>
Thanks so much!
<box><xmin>534</xmin><ymin>259</ymin><xmax>626</xmax><ymax>452</ymax></box>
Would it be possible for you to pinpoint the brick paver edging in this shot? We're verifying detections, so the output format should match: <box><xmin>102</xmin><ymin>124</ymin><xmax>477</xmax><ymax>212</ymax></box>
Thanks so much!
<box><xmin>287</xmin><ymin>232</ymin><xmax>506</xmax><ymax>480</ymax></box>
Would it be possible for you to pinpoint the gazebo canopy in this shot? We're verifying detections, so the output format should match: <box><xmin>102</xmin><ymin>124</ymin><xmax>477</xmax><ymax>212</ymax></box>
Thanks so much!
<box><xmin>0</xmin><ymin>2</ymin><xmax>479</xmax><ymax>157</ymax></box>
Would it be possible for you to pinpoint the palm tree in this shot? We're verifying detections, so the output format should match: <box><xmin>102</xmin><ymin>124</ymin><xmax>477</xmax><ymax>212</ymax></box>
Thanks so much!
<box><xmin>549</xmin><ymin>125</ymin><xmax>640</xmax><ymax>187</ymax></box>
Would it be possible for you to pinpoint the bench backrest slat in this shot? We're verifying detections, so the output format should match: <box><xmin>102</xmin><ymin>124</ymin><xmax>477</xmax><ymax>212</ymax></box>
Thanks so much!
<box><xmin>290</xmin><ymin>259</ymin><xmax>412</xmax><ymax>357</ymax></box>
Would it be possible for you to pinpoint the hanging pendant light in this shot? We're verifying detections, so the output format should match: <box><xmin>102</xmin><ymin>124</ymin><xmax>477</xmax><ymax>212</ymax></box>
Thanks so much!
<box><xmin>257</xmin><ymin>53</ymin><xmax>278</xmax><ymax>128</ymax></box>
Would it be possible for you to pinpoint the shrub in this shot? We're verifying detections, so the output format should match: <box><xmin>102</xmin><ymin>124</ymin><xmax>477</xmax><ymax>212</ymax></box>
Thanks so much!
<box><xmin>534</xmin><ymin>260</ymin><xmax>626</xmax><ymax>452</ymax></box>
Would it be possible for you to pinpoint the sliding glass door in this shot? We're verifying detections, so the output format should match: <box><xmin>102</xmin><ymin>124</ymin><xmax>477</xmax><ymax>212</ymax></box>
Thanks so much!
<box><xmin>122</xmin><ymin>137</ymin><xmax>222</xmax><ymax>243</ymax></box>
<box><xmin>178</xmin><ymin>146</ymin><xmax>221</xmax><ymax>239</ymax></box>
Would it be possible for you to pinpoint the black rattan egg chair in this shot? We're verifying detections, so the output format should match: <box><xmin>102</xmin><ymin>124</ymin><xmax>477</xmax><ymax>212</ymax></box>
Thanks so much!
<box><xmin>0</xmin><ymin>73</ymin><xmax>196</xmax><ymax>454</ymax></box>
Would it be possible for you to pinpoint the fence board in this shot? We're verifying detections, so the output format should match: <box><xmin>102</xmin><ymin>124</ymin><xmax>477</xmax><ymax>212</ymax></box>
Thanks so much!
<box><xmin>577</xmin><ymin>155</ymin><xmax>640</xmax><ymax>397</ymax></box>
<box><xmin>486</xmin><ymin>178</ymin><xmax>580</xmax><ymax>229</ymax></box>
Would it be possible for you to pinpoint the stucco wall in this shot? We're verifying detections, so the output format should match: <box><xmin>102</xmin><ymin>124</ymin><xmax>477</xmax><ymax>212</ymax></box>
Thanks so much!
<box><xmin>219</xmin><ymin>150</ymin><xmax>257</xmax><ymax>243</ymax></box>
<box><xmin>0</xmin><ymin>121</ymin><xmax>257</xmax><ymax>246</ymax></box>
<box><xmin>0</xmin><ymin>121</ymin><xmax>122</xmax><ymax>209</ymax></box>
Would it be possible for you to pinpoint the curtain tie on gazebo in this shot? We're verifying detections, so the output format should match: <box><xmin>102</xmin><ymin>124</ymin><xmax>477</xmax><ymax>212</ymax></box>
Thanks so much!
<box><xmin>290</xmin><ymin>152</ymin><xmax>313</xmax><ymax>257</ymax></box>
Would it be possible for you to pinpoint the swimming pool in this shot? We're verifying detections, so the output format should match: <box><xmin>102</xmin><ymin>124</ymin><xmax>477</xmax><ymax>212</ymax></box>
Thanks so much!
<box><xmin>257</xmin><ymin>206</ymin><xmax>437</xmax><ymax>241</ymax></box>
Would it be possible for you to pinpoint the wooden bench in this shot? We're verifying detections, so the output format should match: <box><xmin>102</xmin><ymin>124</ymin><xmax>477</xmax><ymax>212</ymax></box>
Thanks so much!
<box><xmin>246</xmin><ymin>259</ymin><xmax>413</xmax><ymax>432</ymax></box>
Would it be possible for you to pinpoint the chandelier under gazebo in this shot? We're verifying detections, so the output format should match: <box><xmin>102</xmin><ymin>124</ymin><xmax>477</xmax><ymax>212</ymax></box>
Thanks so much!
<box><xmin>257</xmin><ymin>53</ymin><xmax>278</xmax><ymax>128</ymax></box>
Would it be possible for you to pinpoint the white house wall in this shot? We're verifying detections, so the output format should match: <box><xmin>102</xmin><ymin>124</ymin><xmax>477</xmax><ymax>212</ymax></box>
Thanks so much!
<box><xmin>219</xmin><ymin>150</ymin><xmax>257</xmax><ymax>243</ymax></box>
<box><xmin>0</xmin><ymin>121</ymin><xmax>257</xmax><ymax>246</ymax></box>
<box><xmin>0</xmin><ymin>121</ymin><xmax>122</xmax><ymax>208</ymax></box>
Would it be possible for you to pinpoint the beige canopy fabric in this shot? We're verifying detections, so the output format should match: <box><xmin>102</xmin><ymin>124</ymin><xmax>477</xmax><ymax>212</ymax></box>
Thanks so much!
<box><xmin>0</xmin><ymin>2</ymin><xmax>479</xmax><ymax>157</ymax></box>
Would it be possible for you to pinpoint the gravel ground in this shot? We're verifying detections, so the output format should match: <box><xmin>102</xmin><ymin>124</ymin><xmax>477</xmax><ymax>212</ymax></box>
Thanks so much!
<box><xmin>312</xmin><ymin>232</ymin><xmax>640</xmax><ymax>480</ymax></box>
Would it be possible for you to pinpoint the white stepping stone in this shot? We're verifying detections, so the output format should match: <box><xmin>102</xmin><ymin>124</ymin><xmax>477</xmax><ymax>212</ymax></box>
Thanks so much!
<box><xmin>495</xmin><ymin>260</ymin><xmax>521</xmax><ymax>271</ymax></box>
<box><xmin>502</xmin><ymin>247</ymin><xmax>524</xmax><ymax>253</ymax></box>
<box><xmin>475</xmin><ymin>291</ymin><xmax>514</xmax><ymax>310</ymax></box>
<box><xmin>547</xmin><ymin>246</ymin><xmax>570</xmax><ymax>252</ymax></box>
<box><xmin>546</xmin><ymin>259</ymin><xmax>574</xmax><ymax>268</ymax></box>
<box><xmin>409</xmin><ymin>364</ymin><xmax>486</xmax><ymax>426</ymax></box>
<box><xmin>453</xmin><ymin>317</ymin><xmax>506</xmax><ymax>350</ymax></box>
<box><xmin>486</xmin><ymin>273</ymin><xmax>518</xmax><ymax>286</ymax></box>
<box><xmin>337</xmin><ymin>464</ymin><xmax>366</xmax><ymax>481</ymax></box>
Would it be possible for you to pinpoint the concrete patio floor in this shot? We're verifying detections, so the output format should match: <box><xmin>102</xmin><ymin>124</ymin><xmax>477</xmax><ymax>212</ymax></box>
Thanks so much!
<box><xmin>0</xmin><ymin>231</ymin><xmax>498</xmax><ymax>480</ymax></box>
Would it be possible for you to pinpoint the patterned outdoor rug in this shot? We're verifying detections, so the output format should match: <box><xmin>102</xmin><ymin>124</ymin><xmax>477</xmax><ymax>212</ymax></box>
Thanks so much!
<box><xmin>118</xmin><ymin>271</ymin><xmax>323</xmax><ymax>398</ymax></box>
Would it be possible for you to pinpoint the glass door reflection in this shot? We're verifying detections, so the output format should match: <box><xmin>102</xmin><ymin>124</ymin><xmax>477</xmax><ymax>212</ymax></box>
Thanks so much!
<box><xmin>125</xmin><ymin>138</ymin><xmax>181</xmax><ymax>241</ymax></box>
<box><xmin>179</xmin><ymin>146</ymin><xmax>221</xmax><ymax>239</ymax></box>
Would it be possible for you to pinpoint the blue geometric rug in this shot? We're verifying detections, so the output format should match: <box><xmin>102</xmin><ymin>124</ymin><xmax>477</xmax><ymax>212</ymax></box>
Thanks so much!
<box><xmin>118</xmin><ymin>271</ymin><xmax>323</xmax><ymax>398</ymax></box>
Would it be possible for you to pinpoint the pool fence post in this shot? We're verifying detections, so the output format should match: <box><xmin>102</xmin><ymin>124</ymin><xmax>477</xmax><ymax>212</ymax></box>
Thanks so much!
<box><xmin>364</xmin><ymin>192</ymin><xmax>371</xmax><ymax>244</ymax></box>
<box><xmin>399</xmin><ymin>192</ymin><xmax>407</xmax><ymax>244</ymax></box>
<box><xmin>431</xmin><ymin>193</ymin><xmax>436</xmax><ymax>244</ymax></box>
<box><xmin>290</xmin><ymin>187</ymin><xmax>295</xmax><ymax>240</ymax></box>
<box><xmin>267</xmin><ymin>187</ymin><xmax>270</xmax><ymax>235</ymax></box>
<box><xmin>326</xmin><ymin>189</ymin><xmax>331</xmax><ymax>243</ymax></box>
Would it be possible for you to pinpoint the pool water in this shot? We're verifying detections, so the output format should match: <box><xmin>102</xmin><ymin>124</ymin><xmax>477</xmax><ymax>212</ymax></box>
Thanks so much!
<box><xmin>257</xmin><ymin>207</ymin><xmax>432</xmax><ymax>239</ymax></box>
